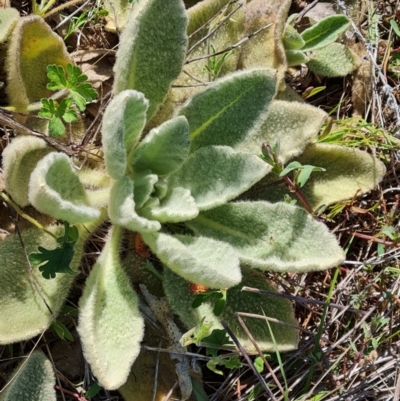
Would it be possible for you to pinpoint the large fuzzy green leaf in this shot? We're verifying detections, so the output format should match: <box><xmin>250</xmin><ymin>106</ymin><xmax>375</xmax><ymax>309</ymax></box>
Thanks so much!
<box><xmin>163</xmin><ymin>267</ymin><xmax>298</xmax><ymax>353</ymax></box>
<box><xmin>235</xmin><ymin>100</ymin><xmax>327</xmax><ymax>162</ymax></box>
<box><xmin>5</xmin><ymin>15</ymin><xmax>72</xmax><ymax>108</ymax></box>
<box><xmin>141</xmin><ymin>232</ymin><xmax>242</xmax><ymax>289</ymax></box>
<box><xmin>113</xmin><ymin>0</ymin><xmax>188</xmax><ymax>119</ymax></box>
<box><xmin>77</xmin><ymin>227</ymin><xmax>144</xmax><ymax>390</ymax></box>
<box><xmin>0</xmin><ymin>225</ymin><xmax>86</xmax><ymax>344</ymax></box>
<box><xmin>2</xmin><ymin>136</ymin><xmax>51</xmax><ymax>207</ymax></box>
<box><xmin>301</xmin><ymin>15</ymin><xmax>350</xmax><ymax>52</ymax></box>
<box><xmin>257</xmin><ymin>144</ymin><xmax>386</xmax><ymax>209</ymax></box>
<box><xmin>0</xmin><ymin>7</ymin><xmax>19</xmax><ymax>44</ymax></box>
<box><xmin>0</xmin><ymin>351</ymin><xmax>56</xmax><ymax>401</ymax></box>
<box><xmin>102</xmin><ymin>90</ymin><xmax>149</xmax><ymax>179</ymax></box>
<box><xmin>109</xmin><ymin>176</ymin><xmax>161</xmax><ymax>232</ymax></box>
<box><xmin>169</xmin><ymin>146</ymin><xmax>270</xmax><ymax>210</ymax></box>
<box><xmin>178</xmin><ymin>69</ymin><xmax>277</xmax><ymax>152</ymax></box>
<box><xmin>132</xmin><ymin>116</ymin><xmax>190</xmax><ymax>176</ymax></box>
<box><xmin>140</xmin><ymin>187</ymin><xmax>199</xmax><ymax>223</ymax></box>
<box><xmin>187</xmin><ymin>201</ymin><xmax>345</xmax><ymax>272</ymax></box>
<box><xmin>307</xmin><ymin>43</ymin><xmax>361</xmax><ymax>77</ymax></box>
<box><xmin>28</xmin><ymin>152</ymin><xmax>100</xmax><ymax>223</ymax></box>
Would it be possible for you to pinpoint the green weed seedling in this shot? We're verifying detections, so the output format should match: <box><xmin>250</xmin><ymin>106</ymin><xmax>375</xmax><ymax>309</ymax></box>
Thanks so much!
<box><xmin>38</xmin><ymin>64</ymin><xmax>97</xmax><ymax>136</ymax></box>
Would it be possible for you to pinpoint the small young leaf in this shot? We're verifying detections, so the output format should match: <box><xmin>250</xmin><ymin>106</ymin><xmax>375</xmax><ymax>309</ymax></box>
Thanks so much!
<box><xmin>39</xmin><ymin>97</ymin><xmax>78</xmax><ymax>136</ymax></box>
<box><xmin>51</xmin><ymin>320</ymin><xmax>74</xmax><ymax>341</ymax></box>
<box><xmin>296</xmin><ymin>165</ymin><xmax>326</xmax><ymax>187</ymax></box>
<box><xmin>85</xmin><ymin>383</ymin><xmax>102</xmax><ymax>398</ymax></box>
<box><xmin>254</xmin><ymin>356</ymin><xmax>264</xmax><ymax>373</ymax></box>
<box><xmin>279</xmin><ymin>161</ymin><xmax>303</xmax><ymax>176</ymax></box>
<box><xmin>224</xmin><ymin>356</ymin><xmax>242</xmax><ymax>370</ymax></box>
<box><xmin>301</xmin><ymin>15</ymin><xmax>350</xmax><ymax>51</ymax></box>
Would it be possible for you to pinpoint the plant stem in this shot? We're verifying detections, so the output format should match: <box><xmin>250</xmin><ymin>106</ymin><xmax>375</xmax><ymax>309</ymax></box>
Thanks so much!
<box><xmin>283</xmin><ymin>176</ymin><xmax>314</xmax><ymax>214</ymax></box>
<box><xmin>1</xmin><ymin>192</ymin><xmax>58</xmax><ymax>240</ymax></box>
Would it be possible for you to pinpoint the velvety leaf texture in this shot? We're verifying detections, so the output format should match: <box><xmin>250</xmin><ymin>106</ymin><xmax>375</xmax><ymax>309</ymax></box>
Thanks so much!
<box><xmin>300</xmin><ymin>15</ymin><xmax>350</xmax><ymax>51</ymax></box>
<box><xmin>28</xmin><ymin>152</ymin><xmax>100</xmax><ymax>223</ymax></box>
<box><xmin>102</xmin><ymin>90</ymin><xmax>149</xmax><ymax>179</ymax></box>
<box><xmin>78</xmin><ymin>227</ymin><xmax>144</xmax><ymax>390</ymax></box>
<box><xmin>163</xmin><ymin>268</ymin><xmax>298</xmax><ymax>353</ymax></box>
<box><xmin>109</xmin><ymin>176</ymin><xmax>161</xmax><ymax>232</ymax></box>
<box><xmin>0</xmin><ymin>226</ymin><xmax>83</xmax><ymax>345</ymax></box>
<box><xmin>235</xmin><ymin>100</ymin><xmax>327</xmax><ymax>162</ymax></box>
<box><xmin>0</xmin><ymin>7</ymin><xmax>19</xmax><ymax>44</ymax></box>
<box><xmin>132</xmin><ymin>116</ymin><xmax>190</xmax><ymax>176</ymax></box>
<box><xmin>2</xmin><ymin>136</ymin><xmax>51</xmax><ymax>207</ymax></box>
<box><xmin>5</xmin><ymin>15</ymin><xmax>72</xmax><ymax>107</ymax></box>
<box><xmin>113</xmin><ymin>0</ymin><xmax>188</xmax><ymax>119</ymax></box>
<box><xmin>140</xmin><ymin>187</ymin><xmax>199</xmax><ymax>223</ymax></box>
<box><xmin>187</xmin><ymin>201</ymin><xmax>345</xmax><ymax>272</ymax></box>
<box><xmin>260</xmin><ymin>144</ymin><xmax>386</xmax><ymax>209</ymax></box>
<box><xmin>0</xmin><ymin>351</ymin><xmax>56</xmax><ymax>401</ymax></box>
<box><xmin>169</xmin><ymin>146</ymin><xmax>270</xmax><ymax>210</ymax></box>
<box><xmin>307</xmin><ymin>43</ymin><xmax>361</xmax><ymax>77</ymax></box>
<box><xmin>141</xmin><ymin>232</ymin><xmax>242</xmax><ymax>288</ymax></box>
<box><xmin>178</xmin><ymin>69</ymin><xmax>277</xmax><ymax>152</ymax></box>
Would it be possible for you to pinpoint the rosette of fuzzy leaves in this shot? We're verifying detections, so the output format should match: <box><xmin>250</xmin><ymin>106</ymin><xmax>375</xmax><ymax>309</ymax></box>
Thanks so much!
<box><xmin>101</xmin><ymin>73</ymin><xmax>277</xmax><ymax>289</ymax></box>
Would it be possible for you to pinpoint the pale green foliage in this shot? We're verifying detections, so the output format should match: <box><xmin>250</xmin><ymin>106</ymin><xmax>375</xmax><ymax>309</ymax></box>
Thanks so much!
<box><xmin>281</xmin><ymin>13</ymin><xmax>359</xmax><ymax>76</ymax></box>
<box><xmin>300</xmin><ymin>15</ymin><xmax>350</xmax><ymax>51</ymax></box>
<box><xmin>307</xmin><ymin>43</ymin><xmax>361</xmax><ymax>77</ymax></box>
<box><xmin>77</xmin><ymin>227</ymin><xmax>144</xmax><ymax>390</ymax></box>
<box><xmin>187</xmin><ymin>202</ymin><xmax>345</xmax><ymax>272</ymax></box>
<box><xmin>168</xmin><ymin>146</ymin><xmax>270</xmax><ymax>210</ymax></box>
<box><xmin>178</xmin><ymin>69</ymin><xmax>277</xmax><ymax>152</ymax></box>
<box><xmin>5</xmin><ymin>15</ymin><xmax>72</xmax><ymax>108</ymax></box>
<box><xmin>0</xmin><ymin>226</ymin><xmax>80</xmax><ymax>344</ymax></box>
<box><xmin>142</xmin><ymin>232</ymin><xmax>242</xmax><ymax>288</ymax></box>
<box><xmin>28</xmin><ymin>152</ymin><xmax>100</xmax><ymax>223</ymax></box>
<box><xmin>109</xmin><ymin>176</ymin><xmax>161</xmax><ymax>232</ymax></box>
<box><xmin>113</xmin><ymin>0</ymin><xmax>188</xmax><ymax>119</ymax></box>
<box><xmin>258</xmin><ymin>144</ymin><xmax>386</xmax><ymax>209</ymax></box>
<box><xmin>102</xmin><ymin>90</ymin><xmax>149</xmax><ymax>179</ymax></box>
<box><xmin>2</xmin><ymin>136</ymin><xmax>51</xmax><ymax>207</ymax></box>
<box><xmin>0</xmin><ymin>7</ymin><xmax>19</xmax><ymax>44</ymax></box>
<box><xmin>0</xmin><ymin>351</ymin><xmax>56</xmax><ymax>401</ymax></box>
<box><xmin>235</xmin><ymin>100</ymin><xmax>327</xmax><ymax>162</ymax></box>
<box><xmin>282</xmin><ymin>24</ymin><xmax>305</xmax><ymax>50</ymax></box>
<box><xmin>132</xmin><ymin>116</ymin><xmax>190</xmax><ymax>175</ymax></box>
<box><xmin>163</xmin><ymin>268</ymin><xmax>298</xmax><ymax>353</ymax></box>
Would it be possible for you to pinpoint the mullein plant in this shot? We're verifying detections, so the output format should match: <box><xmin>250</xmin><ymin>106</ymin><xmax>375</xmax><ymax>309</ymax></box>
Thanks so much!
<box><xmin>0</xmin><ymin>0</ymin><xmax>386</xmax><ymax>398</ymax></box>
